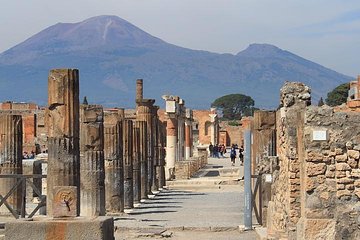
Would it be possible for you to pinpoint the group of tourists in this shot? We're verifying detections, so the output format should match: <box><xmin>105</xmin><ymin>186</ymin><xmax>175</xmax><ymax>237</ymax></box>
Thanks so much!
<box><xmin>23</xmin><ymin>151</ymin><xmax>35</xmax><ymax>159</ymax></box>
<box><xmin>208</xmin><ymin>143</ymin><xmax>226</xmax><ymax>158</ymax></box>
<box><xmin>208</xmin><ymin>142</ymin><xmax>244</xmax><ymax>166</ymax></box>
<box><xmin>230</xmin><ymin>144</ymin><xmax>244</xmax><ymax>166</ymax></box>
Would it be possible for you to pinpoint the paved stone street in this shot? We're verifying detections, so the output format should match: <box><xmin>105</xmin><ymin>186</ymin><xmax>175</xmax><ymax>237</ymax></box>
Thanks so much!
<box><xmin>114</xmin><ymin>154</ymin><xmax>258</xmax><ymax>239</ymax></box>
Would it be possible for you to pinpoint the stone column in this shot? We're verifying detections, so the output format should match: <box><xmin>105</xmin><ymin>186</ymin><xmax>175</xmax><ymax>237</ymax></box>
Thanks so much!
<box><xmin>133</xmin><ymin>122</ymin><xmax>141</xmax><ymax>204</ymax></box>
<box><xmin>136</xmin><ymin>99</ymin><xmax>155</xmax><ymax>195</ymax></box>
<box><xmin>151</xmin><ymin>106</ymin><xmax>159</xmax><ymax>192</ymax></box>
<box><xmin>46</xmin><ymin>69</ymin><xmax>80</xmax><ymax>217</ymax></box>
<box><xmin>209</xmin><ymin>110</ymin><xmax>217</xmax><ymax>145</ymax></box>
<box><xmin>123</xmin><ymin>119</ymin><xmax>133</xmax><ymax>209</ymax></box>
<box><xmin>165</xmin><ymin>116</ymin><xmax>177</xmax><ymax>180</ymax></box>
<box><xmin>137</xmin><ymin>121</ymin><xmax>148</xmax><ymax>200</ymax></box>
<box><xmin>0</xmin><ymin>115</ymin><xmax>23</xmax><ymax>215</ymax></box>
<box><xmin>136</xmin><ymin>79</ymin><xmax>143</xmax><ymax>101</ymax></box>
<box><xmin>80</xmin><ymin>104</ymin><xmax>105</xmax><ymax>216</ymax></box>
<box><xmin>158</xmin><ymin>122</ymin><xmax>166</xmax><ymax>188</ymax></box>
<box><xmin>104</xmin><ymin>110</ymin><xmax>124</xmax><ymax>213</ymax></box>
<box><xmin>185</xmin><ymin>109</ymin><xmax>193</xmax><ymax>160</ymax></box>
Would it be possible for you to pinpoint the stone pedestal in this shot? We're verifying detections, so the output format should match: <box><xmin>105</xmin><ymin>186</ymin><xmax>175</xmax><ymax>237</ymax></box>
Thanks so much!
<box><xmin>104</xmin><ymin>110</ymin><xmax>124</xmax><ymax>213</ymax></box>
<box><xmin>0</xmin><ymin>115</ymin><xmax>23</xmax><ymax>215</ymax></box>
<box><xmin>5</xmin><ymin>216</ymin><xmax>114</xmax><ymax>240</ymax></box>
<box><xmin>46</xmin><ymin>69</ymin><xmax>80</xmax><ymax>217</ymax></box>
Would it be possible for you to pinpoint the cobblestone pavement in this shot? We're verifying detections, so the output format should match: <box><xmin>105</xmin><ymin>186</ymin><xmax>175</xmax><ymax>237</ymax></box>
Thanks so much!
<box><xmin>114</xmin><ymin>155</ymin><xmax>258</xmax><ymax>239</ymax></box>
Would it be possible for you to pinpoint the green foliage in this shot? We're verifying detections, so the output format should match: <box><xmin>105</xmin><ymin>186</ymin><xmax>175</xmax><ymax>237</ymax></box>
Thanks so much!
<box><xmin>318</xmin><ymin>97</ymin><xmax>324</xmax><ymax>106</ymax></box>
<box><xmin>211</xmin><ymin>93</ymin><xmax>256</xmax><ymax>120</ymax></box>
<box><xmin>325</xmin><ymin>83</ymin><xmax>349</xmax><ymax>106</ymax></box>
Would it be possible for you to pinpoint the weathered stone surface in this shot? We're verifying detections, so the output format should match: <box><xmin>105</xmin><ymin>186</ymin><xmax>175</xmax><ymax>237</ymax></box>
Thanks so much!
<box><xmin>336</xmin><ymin>170</ymin><xmax>347</xmax><ymax>178</ymax></box>
<box><xmin>0</xmin><ymin>115</ymin><xmax>23</xmax><ymax>215</ymax></box>
<box><xmin>347</xmin><ymin>149</ymin><xmax>359</xmax><ymax>159</ymax></box>
<box><xmin>351</xmin><ymin>169</ymin><xmax>360</xmax><ymax>178</ymax></box>
<box><xmin>307</xmin><ymin>163</ymin><xmax>326</xmax><ymax>176</ymax></box>
<box><xmin>104</xmin><ymin>110</ymin><xmax>124</xmax><ymax>213</ymax></box>
<box><xmin>5</xmin><ymin>216</ymin><xmax>114</xmax><ymax>240</ymax></box>
<box><xmin>296</xmin><ymin>219</ymin><xmax>336</xmax><ymax>240</ymax></box>
<box><xmin>347</xmin><ymin>158</ymin><xmax>358</xmax><ymax>168</ymax></box>
<box><xmin>46</xmin><ymin>69</ymin><xmax>80</xmax><ymax>217</ymax></box>
<box><xmin>337</xmin><ymin>178</ymin><xmax>354</xmax><ymax>184</ymax></box>
<box><xmin>305</xmin><ymin>177</ymin><xmax>316</xmax><ymax>192</ymax></box>
<box><xmin>80</xmin><ymin>104</ymin><xmax>105</xmax><ymax>217</ymax></box>
<box><xmin>336</xmin><ymin>189</ymin><xmax>352</xmax><ymax>198</ymax></box>
<box><xmin>335</xmin><ymin>154</ymin><xmax>347</xmax><ymax>162</ymax></box>
<box><xmin>53</xmin><ymin>186</ymin><xmax>77</xmax><ymax>217</ymax></box>
<box><xmin>335</xmin><ymin>163</ymin><xmax>351</xmax><ymax>171</ymax></box>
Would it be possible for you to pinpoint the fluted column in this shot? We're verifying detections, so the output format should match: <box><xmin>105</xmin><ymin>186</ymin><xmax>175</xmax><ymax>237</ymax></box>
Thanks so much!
<box><xmin>80</xmin><ymin>104</ymin><xmax>105</xmax><ymax>216</ymax></box>
<box><xmin>136</xmin><ymin>99</ymin><xmax>155</xmax><ymax>195</ymax></box>
<box><xmin>133</xmin><ymin>122</ymin><xmax>141</xmax><ymax>204</ymax></box>
<box><xmin>151</xmin><ymin>106</ymin><xmax>159</xmax><ymax>192</ymax></box>
<box><xmin>123</xmin><ymin>120</ymin><xmax>133</xmax><ymax>209</ymax></box>
<box><xmin>46</xmin><ymin>69</ymin><xmax>80</xmax><ymax>217</ymax></box>
<box><xmin>0</xmin><ymin>115</ymin><xmax>23</xmax><ymax>215</ymax></box>
<box><xmin>158</xmin><ymin>122</ymin><xmax>166</xmax><ymax>188</ymax></box>
<box><xmin>104</xmin><ymin>110</ymin><xmax>124</xmax><ymax>213</ymax></box>
<box><xmin>137</xmin><ymin>121</ymin><xmax>148</xmax><ymax>200</ymax></box>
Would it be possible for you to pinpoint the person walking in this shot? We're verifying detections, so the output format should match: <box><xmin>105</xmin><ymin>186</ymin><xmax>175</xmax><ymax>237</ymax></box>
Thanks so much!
<box><xmin>239</xmin><ymin>145</ymin><xmax>244</xmax><ymax>165</ymax></box>
<box><xmin>209</xmin><ymin>142</ymin><xmax>214</xmax><ymax>157</ymax></box>
<box><xmin>230</xmin><ymin>144</ymin><xmax>237</xmax><ymax>166</ymax></box>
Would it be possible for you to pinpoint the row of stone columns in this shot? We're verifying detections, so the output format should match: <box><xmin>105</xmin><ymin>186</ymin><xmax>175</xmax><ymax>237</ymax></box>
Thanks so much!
<box><xmin>47</xmin><ymin>71</ymin><xmax>166</xmax><ymax>217</ymax></box>
<box><xmin>0</xmin><ymin>70</ymin><xmax>167</xmax><ymax>218</ymax></box>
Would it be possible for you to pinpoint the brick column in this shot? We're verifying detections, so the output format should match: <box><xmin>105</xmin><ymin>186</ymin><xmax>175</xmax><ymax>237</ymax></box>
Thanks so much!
<box><xmin>79</xmin><ymin>104</ymin><xmax>105</xmax><ymax>216</ymax></box>
<box><xmin>104</xmin><ymin>110</ymin><xmax>124</xmax><ymax>213</ymax></box>
<box><xmin>0</xmin><ymin>115</ymin><xmax>23</xmax><ymax>215</ymax></box>
<box><xmin>136</xmin><ymin>121</ymin><xmax>148</xmax><ymax>200</ymax></box>
<box><xmin>151</xmin><ymin>106</ymin><xmax>159</xmax><ymax>192</ymax></box>
<box><xmin>46</xmin><ymin>69</ymin><xmax>80</xmax><ymax>216</ymax></box>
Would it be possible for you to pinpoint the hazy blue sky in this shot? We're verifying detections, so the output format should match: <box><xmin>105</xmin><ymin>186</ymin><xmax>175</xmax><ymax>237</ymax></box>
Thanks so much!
<box><xmin>1</xmin><ymin>0</ymin><xmax>359</xmax><ymax>76</ymax></box>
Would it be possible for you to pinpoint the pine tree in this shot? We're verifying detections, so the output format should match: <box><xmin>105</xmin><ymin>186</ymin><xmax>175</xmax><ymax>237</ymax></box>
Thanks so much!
<box><xmin>318</xmin><ymin>97</ymin><xmax>324</xmax><ymax>106</ymax></box>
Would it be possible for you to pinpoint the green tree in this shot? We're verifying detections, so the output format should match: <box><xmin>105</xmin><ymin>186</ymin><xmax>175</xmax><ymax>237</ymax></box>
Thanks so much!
<box><xmin>211</xmin><ymin>94</ymin><xmax>256</xmax><ymax>120</ymax></box>
<box><xmin>325</xmin><ymin>83</ymin><xmax>349</xmax><ymax>106</ymax></box>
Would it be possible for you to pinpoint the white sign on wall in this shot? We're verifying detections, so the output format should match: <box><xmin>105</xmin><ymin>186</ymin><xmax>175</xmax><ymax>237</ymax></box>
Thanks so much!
<box><xmin>312</xmin><ymin>130</ymin><xmax>328</xmax><ymax>141</ymax></box>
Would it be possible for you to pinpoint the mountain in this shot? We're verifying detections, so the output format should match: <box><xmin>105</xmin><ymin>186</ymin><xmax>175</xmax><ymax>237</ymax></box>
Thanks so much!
<box><xmin>0</xmin><ymin>15</ymin><xmax>352</xmax><ymax>109</ymax></box>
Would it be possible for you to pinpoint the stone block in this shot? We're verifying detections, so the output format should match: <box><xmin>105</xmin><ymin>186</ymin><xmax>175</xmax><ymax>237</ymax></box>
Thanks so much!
<box><xmin>306</xmin><ymin>162</ymin><xmax>326</xmax><ymax>176</ymax></box>
<box><xmin>351</xmin><ymin>169</ymin><xmax>360</xmax><ymax>178</ymax></box>
<box><xmin>5</xmin><ymin>216</ymin><xmax>114</xmax><ymax>240</ymax></box>
<box><xmin>335</xmin><ymin>154</ymin><xmax>347</xmax><ymax>162</ymax></box>
<box><xmin>354</xmin><ymin>180</ymin><xmax>360</xmax><ymax>188</ymax></box>
<box><xmin>336</xmin><ymin>170</ymin><xmax>346</xmax><ymax>178</ymax></box>
<box><xmin>336</xmin><ymin>163</ymin><xmax>351</xmax><ymax>171</ymax></box>
<box><xmin>337</xmin><ymin>178</ymin><xmax>354</xmax><ymax>184</ymax></box>
<box><xmin>335</xmin><ymin>148</ymin><xmax>343</xmax><ymax>155</ymax></box>
<box><xmin>305</xmin><ymin>177</ymin><xmax>316</xmax><ymax>192</ymax></box>
<box><xmin>336</xmin><ymin>189</ymin><xmax>352</xmax><ymax>198</ymax></box>
<box><xmin>296</xmin><ymin>218</ymin><xmax>335</xmax><ymax>240</ymax></box>
<box><xmin>347</xmin><ymin>150</ymin><xmax>359</xmax><ymax>159</ymax></box>
<box><xmin>337</xmin><ymin>184</ymin><xmax>345</xmax><ymax>190</ymax></box>
<box><xmin>347</xmin><ymin>158</ymin><xmax>358</xmax><ymax>168</ymax></box>
<box><xmin>355</xmin><ymin>189</ymin><xmax>360</xmax><ymax>199</ymax></box>
<box><xmin>325</xmin><ymin>170</ymin><xmax>335</xmax><ymax>178</ymax></box>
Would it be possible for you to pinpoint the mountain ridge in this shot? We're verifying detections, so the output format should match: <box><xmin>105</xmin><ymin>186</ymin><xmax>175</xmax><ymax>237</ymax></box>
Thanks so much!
<box><xmin>0</xmin><ymin>15</ymin><xmax>352</xmax><ymax>109</ymax></box>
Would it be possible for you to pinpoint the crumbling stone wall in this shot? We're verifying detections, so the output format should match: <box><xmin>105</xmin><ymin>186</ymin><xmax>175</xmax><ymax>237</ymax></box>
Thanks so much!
<box><xmin>296</xmin><ymin>106</ymin><xmax>360</xmax><ymax>240</ymax></box>
<box><xmin>267</xmin><ymin>82</ymin><xmax>310</xmax><ymax>239</ymax></box>
<box><xmin>267</xmin><ymin>81</ymin><xmax>360</xmax><ymax>239</ymax></box>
